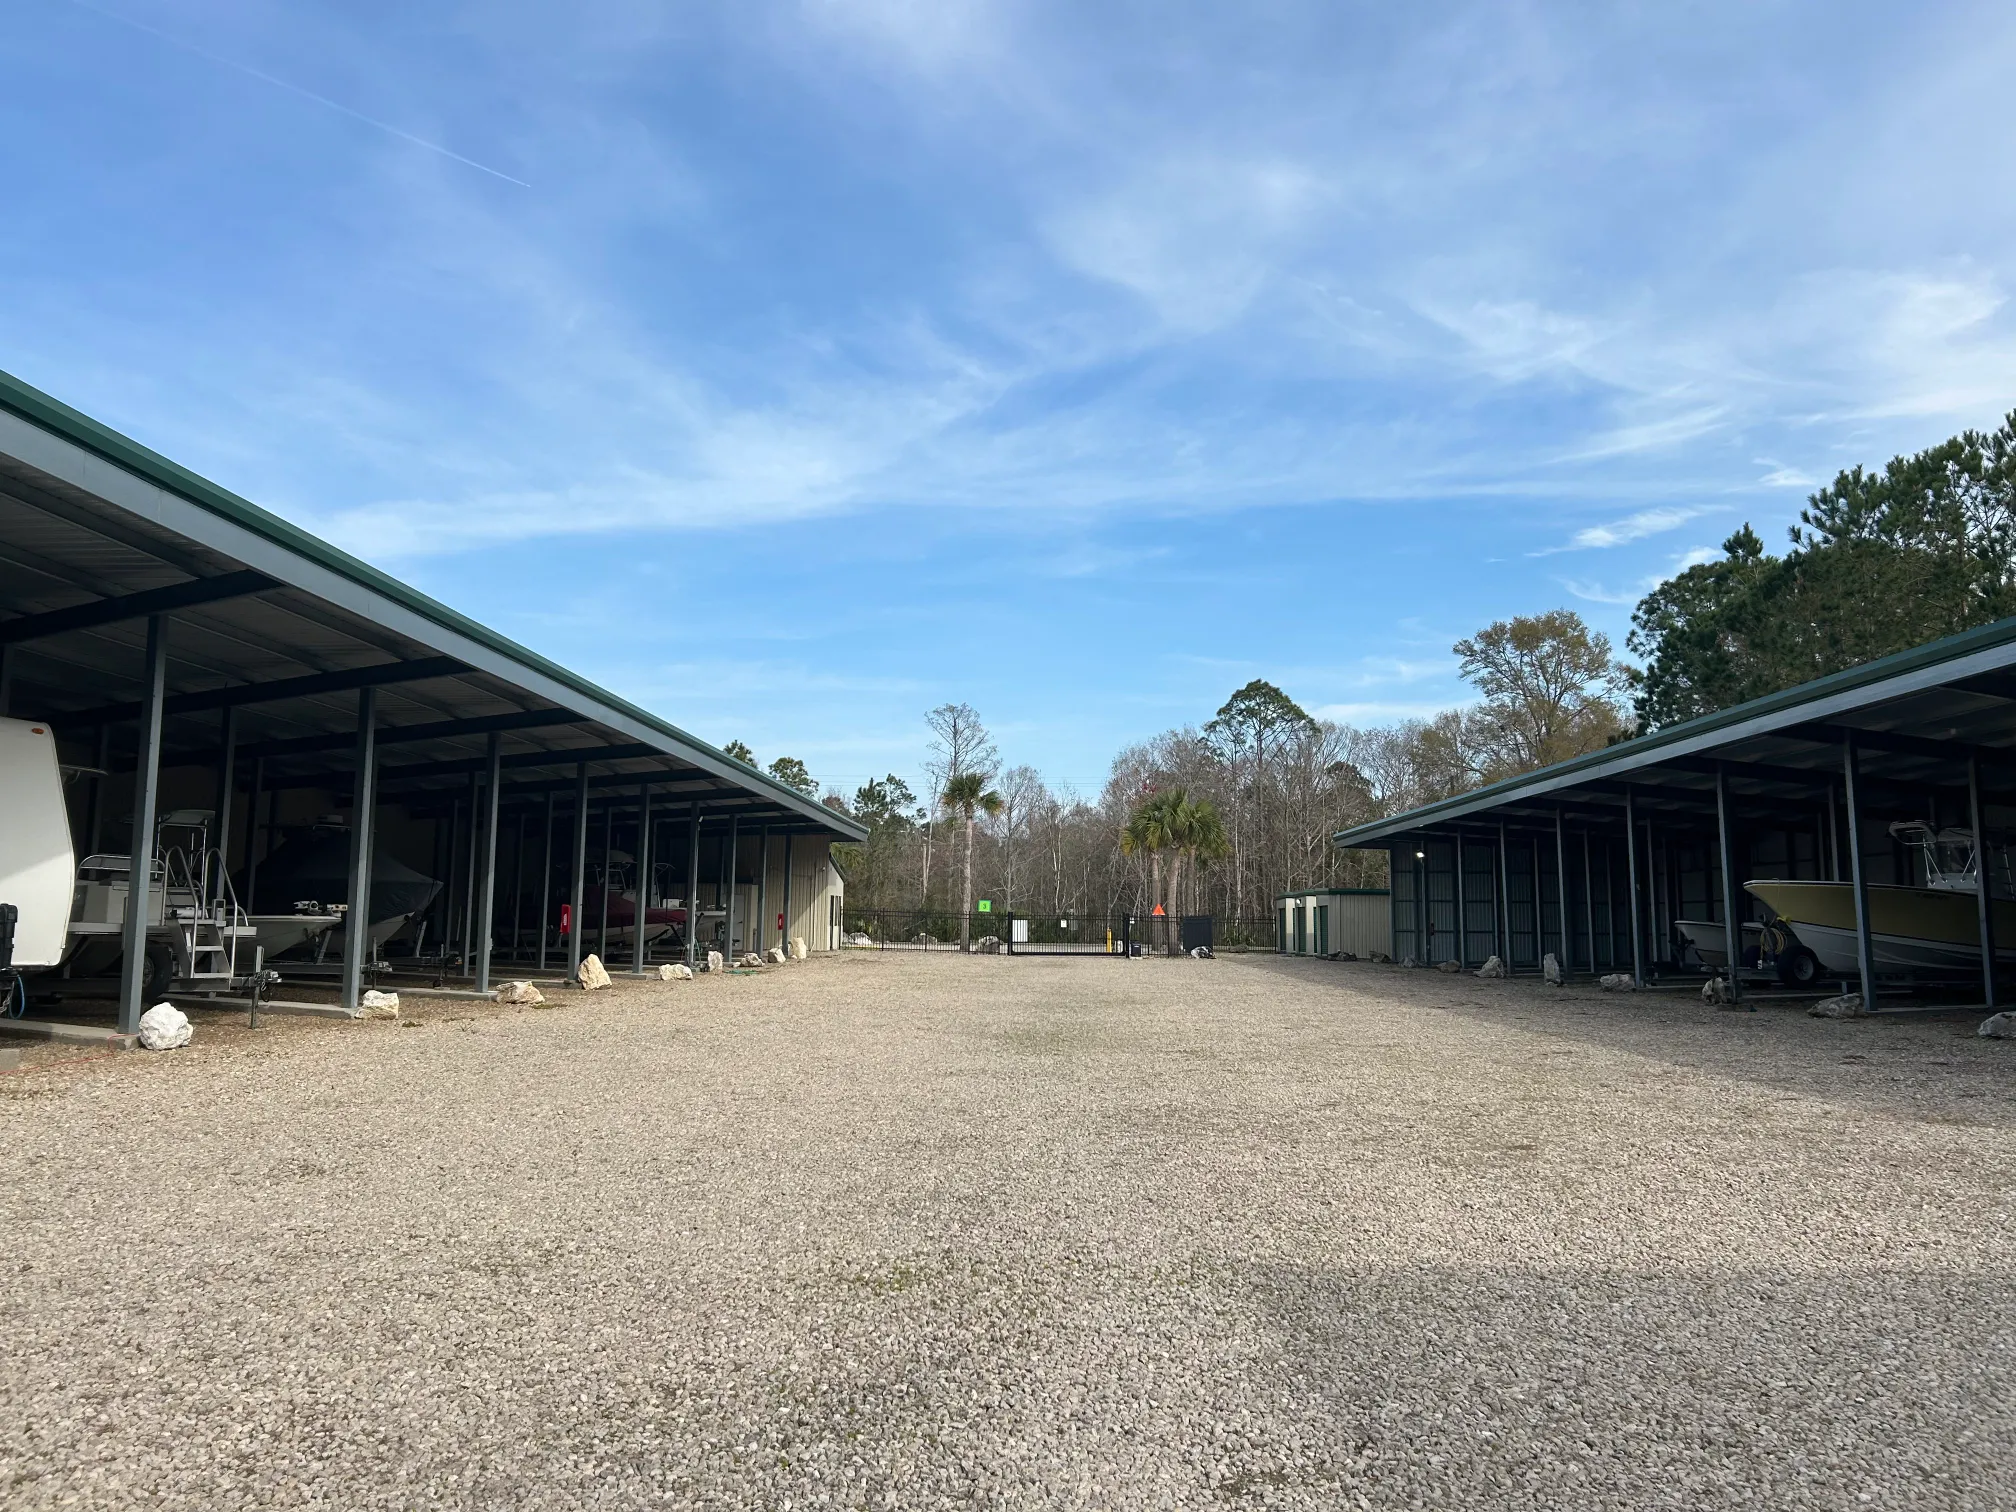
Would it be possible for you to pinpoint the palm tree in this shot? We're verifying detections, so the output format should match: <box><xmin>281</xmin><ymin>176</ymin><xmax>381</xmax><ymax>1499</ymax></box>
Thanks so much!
<box><xmin>940</xmin><ymin>771</ymin><xmax>1003</xmax><ymax>952</ymax></box>
<box><xmin>1121</xmin><ymin>791</ymin><xmax>1175</xmax><ymax>938</ymax></box>
<box><xmin>1172</xmin><ymin>795</ymin><xmax>1230</xmax><ymax>919</ymax></box>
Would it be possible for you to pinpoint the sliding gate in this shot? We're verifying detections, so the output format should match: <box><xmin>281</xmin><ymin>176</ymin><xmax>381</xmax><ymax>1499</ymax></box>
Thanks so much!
<box><xmin>1005</xmin><ymin>914</ymin><xmax>1132</xmax><ymax>956</ymax></box>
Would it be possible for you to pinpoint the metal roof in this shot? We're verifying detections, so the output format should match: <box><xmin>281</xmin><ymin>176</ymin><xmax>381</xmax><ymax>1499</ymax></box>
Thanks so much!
<box><xmin>0</xmin><ymin>367</ymin><xmax>867</xmax><ymax>839</ymax></box>
<box><xmin>1334</xmin><ymin>613</ymin><xmax>2016</xmax><ymax>846</ymax></box>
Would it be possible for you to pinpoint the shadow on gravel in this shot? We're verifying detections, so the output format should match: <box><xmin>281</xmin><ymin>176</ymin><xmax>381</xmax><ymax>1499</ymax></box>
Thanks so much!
<box><xmin>1239</xmin><ymin>954</ymin><xmax>2016</xmax><ymax>1132</ymax></box>
<box><xmin>1243</xmin><ymin>1258</ymin><xmax>2016</xmax><ymax>1509</ymax></box>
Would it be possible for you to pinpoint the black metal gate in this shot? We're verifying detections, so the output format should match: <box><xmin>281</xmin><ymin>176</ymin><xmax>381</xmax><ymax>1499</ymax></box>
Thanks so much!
<box><xmin>1005</xmin><ymin>913</ymin><xmax>1132</xmax><ymax>956</ymax></box>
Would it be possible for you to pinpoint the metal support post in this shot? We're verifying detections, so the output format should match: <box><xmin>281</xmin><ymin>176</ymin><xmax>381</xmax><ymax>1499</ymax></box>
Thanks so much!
<box><xmin>1530</xmin><ymin>836</ymin><xmax>1544</xmax><ymax>966</ymax></box>
<box><xmin>213</xmin><ymin>705</ymin><xmax>237</xmax><ymax>907</ymax></box>
<box><xmin>724</xmin><ymin>816</ymin><xmax>740</xmax><ymax>957</ymax></box>
<box><xmin>0</xmin><ymin>643</ymin><xmax>11</xmax><ymax>717</ymax></box>
<box><xmin>632</xmin><ymin>783</ymin><xmax>653</xmax><ymax>975</ymax></box>
<box><xmin>782</xmin><ymin>833</ymin><xmax>794</xmax><ymax>957</ymax></box>
<box><xmin>1827</xmin><ymin>784</ymin><xmax>1841</xmax><ymax>880</ymax></box>
<box><xmin>597</xmin><ymin>802</ymin><xmax>613</xmax><ymax>963</ymax></box>
<box><xmin>1842</xmin><ymin>735</ymin><xmax>1877</xmax><ymax>1009</ymax></box>
<box><xmin>474</xmin><ymin>732</ymin><xmax>502</xmax><ymax>994</ymax></box>
<box><xmin>118</xmin><ymin>615</ymin><xmax>169</xmax><ymax>1035</ymax></box>
<box><xmin>1582</xmin><ymin>832</ymin><xmax>1596</xmax><ymax>972</ymax></box>
<box><xmin>339</xmin><ymin>687</ymin><xmax>379</xmax><ymax>1014</ymax></box>
<box><xmin>461</xmin><ymin>771</ymin><xmax>480</xmax><ymax>976</ymax></box>
<box><xmin>758</xmin><ymin>825</ymin><xmax>772</xmax><ymax>956</ymax></box>
<box><xmin>1496</xmin><ymin>822</ymin><xmax>1511</xmax><ymax>964</ymax></box>
<box><xmin>538</xmin><ymin>791</ymin><xmax>555</xmax><ymax>972</ymax></box>
<box><xmin>1715</xmin><ymin>763</ymin><xmax>1744</xmax><ymax>1006</ymax></box>
<box><xmin>1454</xmin><ymin>834</ymin><xmax>1468</xmax><ymax>968</ymax></box>
<box><xmin>1624</xmin><ymin>788</ymin><xmax>1645</xmax><ymax>988</ymax></box>
<box><xmin>1970</xmin><ymin>752</ymin><xmax>1996</xmax><ymax>1009</ymax></box>
<box><xmin>685</xmin><ymin>805</ymin><xmax>702</xmax><ymax>967</ymax></box>
<box><xmin>568</xmin><ymin>764</ymin><xmax>589</xmax><ymax>984</ymax></box>
<box><xmin>1554</xmin><ymin>810</ymin><xmax>1570</xmax><ymax>976</ymax></box>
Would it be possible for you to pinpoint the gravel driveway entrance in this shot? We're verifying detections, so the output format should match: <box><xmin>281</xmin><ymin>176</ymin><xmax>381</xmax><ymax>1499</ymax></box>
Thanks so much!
<box><xmin>4</xmin><ymin>952</ymin><xmax>2013</xmax><ymax>1509</ymax></box>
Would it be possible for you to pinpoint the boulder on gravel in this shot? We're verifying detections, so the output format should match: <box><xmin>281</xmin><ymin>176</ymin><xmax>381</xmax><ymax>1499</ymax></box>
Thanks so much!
<box><xmin>1542</xmin><ymin>952</ymin><xmax>1563</xmax><ymax>986</ymax></box>
<box><xmin>1476</xmin><ymin>955</ymin><xmax>1506</xmax><ymax>979</ymax></box>
<box><xmin>1599</xmin><ymin>972</ymin><xmax>1635</xmax><ymax>992</ymax></box>
<box><xmin>738</xmin><ymin>952</ymin><xmax>765</xmax><ymax>969</ymax></box>
<box><xmin>659</xmin><ymin>962</ymin><xmax>694</xmax><ymax>981</ymax></box>
<box><xmin>358</xmin><ymin>989</ymin><xmax>401</xmax><ymax>1019</ymax></box>
<box><xmin>496</xmin><ymin>980</ymin><xmax>544</xmax><ymax>1005</ymax></box>
<box><xmin>1702</xmin><ymin>976</ymin><xmax>1735</xmax><ymax>1007</ymax></box>
<box><xmin>577</xmin><ymin>955</ymin><xmax>612</xmax><ymax>991</ymax></box>
<box><xmin>1435</xmin><ymin>959</ymin><xmax>1462</xmax><ymax>974</ymax></box>
<box><xmin>1810</xmin><ymin>992</ymin><xmax>1868</xmax><ymax>1019</ymax></box>
<box><xmin>1978</xmin><ymin>1010</ymin><xmax>2016</xmax><ymax>1038</ymax></box>
<box><xmin>974</xmin><ymin>936</ymin><xmax>1000</xmax><ymax>954</ymax></box>
<box><xmin>1190</xmin><ymin>945</ymin><xmax>1214</xmax><ymax>959</ymax></box>
<box><xmin>912</xmin><ymin>932</ymin><xmax>938</xmax><ymax>945</ymax></box>
<box><xmin>844</xmin><ymin>932</ymin><xmax>874</xmax><ymax>947</ymax></box>
<box><xmin>789</xmin><ymin>937</ymin><xmax>807</xmax><ymax>960</ymax></box>
<box><xmin>1367</xmin><ymin>951</ymin><xmax>1393</xmax><ymax>964</ymax></box>
<box><xmin>706</xmin><ymin>950</ymin><xmax>724</xmax><ymax>973</ymax></box>
<box><xmin>137</xmin><ymin>1002</ymin><xmax>191</xmax><ymax>1050</ymax></box>
<box><xmin>765</xmin><ymin>946</ymin><xmax>788</xmax><ymax>965</ymax></box>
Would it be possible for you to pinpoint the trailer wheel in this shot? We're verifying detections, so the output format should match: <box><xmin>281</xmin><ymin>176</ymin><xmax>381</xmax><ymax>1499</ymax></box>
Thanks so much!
<box><xmin>1776</xmin><ymin>945</ymin><xmax>1821</xmax><ymax>988</ymax></box>
<box><xmin>142</xmin><ymin>941</ymin><xmax>175</xmax><ymax>1004</ymax></box>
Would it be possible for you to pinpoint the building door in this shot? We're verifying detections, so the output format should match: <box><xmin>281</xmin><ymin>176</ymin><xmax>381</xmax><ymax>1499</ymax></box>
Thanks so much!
<box><xmin>1315</xmin><ymin>904</ymin><xmax>1329</xmax><ymax>957</ymax></box>
<box><xmin>1293</xmin><ymin>903</ymin><xmax>1306</xmax><ymax>954</ymax></box>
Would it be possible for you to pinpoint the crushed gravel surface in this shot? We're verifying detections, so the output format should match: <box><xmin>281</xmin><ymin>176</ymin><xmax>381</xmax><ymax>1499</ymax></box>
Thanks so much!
<box><xmin>3</xmin><ymin>952</ymin><xmax>2014</xmax><ymax>1509</ymax></box>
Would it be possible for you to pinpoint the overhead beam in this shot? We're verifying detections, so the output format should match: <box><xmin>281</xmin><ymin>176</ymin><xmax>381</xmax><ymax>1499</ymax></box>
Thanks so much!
<box><xmin>239</xmin><ymin>705</ymin><xmax>582</xmax><ymax>762</ymax></box>
<box><xmin>61</xmin><ymin>655</ymin><xmax>467</xmax><ymax>728</ymax></box>
<box><xmin>1781</xmin><ymin>720</ymin><xmax>2016</xmax><ymax>769</ymax></box>
<box><xmin>0</xmin><ymin>569</ymin><xmax>275</xmax><ymax>645</ymax></box>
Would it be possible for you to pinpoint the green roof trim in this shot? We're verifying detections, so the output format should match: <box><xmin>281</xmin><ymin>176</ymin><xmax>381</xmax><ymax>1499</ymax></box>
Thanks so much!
<box><xmin>0</xmin><ymin>366</ymin><xmax>865</xmax><ymax>839</ymax></box>
<box><xmin>1333</xmin><ymin>608</ymin><xmax>2016</xmax><ymax>849</ymax></box>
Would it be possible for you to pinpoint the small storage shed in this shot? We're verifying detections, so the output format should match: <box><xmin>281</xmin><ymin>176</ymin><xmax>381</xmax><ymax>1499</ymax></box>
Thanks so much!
<box><xmin>1277</xmin><ymin>888</ymin><xmax>1392</xmax><ymax>959</ymax></box>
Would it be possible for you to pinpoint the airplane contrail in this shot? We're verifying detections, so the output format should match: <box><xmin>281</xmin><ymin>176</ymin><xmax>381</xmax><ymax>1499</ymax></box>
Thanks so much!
<box><xmin>58</xmin><ymin>0</ymin><xmax>532</xmax><ymax>188</ymax></box>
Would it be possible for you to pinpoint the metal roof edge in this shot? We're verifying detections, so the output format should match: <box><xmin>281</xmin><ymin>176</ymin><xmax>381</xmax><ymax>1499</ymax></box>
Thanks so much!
<box><xmin>1332</xmin><ymin>610</ymin><xmax>2016</xmax><ymax>849</ymax></box>
<box><xmin>0</xmin><ymin>368</ymin><xmax>866</xmax><ymax>841</ymax></box>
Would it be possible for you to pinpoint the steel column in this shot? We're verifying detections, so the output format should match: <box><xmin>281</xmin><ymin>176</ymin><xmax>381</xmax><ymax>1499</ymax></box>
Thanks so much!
<box><xmin>568</xmin><ymin>763</ymin><xmax>589</xmax><ymax>984</ymax></box>
<box><xmin>724</xmin><ymin>816</ymin><xmax>740</xmax><ymax>957</ymax></box>
<box><xmin>1715</xmin><ymin>763</ymin><xmax>1744</xmax><ymax>1005</ymax></box>
<box><xmin>1970</xmin><ymin>753</ymin><xmax>1997</xmax><ymax>1009</ymax></box>
<box><xmin>461</xmin><ymin>771</ymin><xmax>480</xmax><ymax>976</ymax></box>
<box><xmin>685</xmin><ymin>804</ymin><xmax>702</xmax><ymax>967</ymax></box>
<box><xmin>117</xmin><ymin>615</ymin><xmax>169</xmax><ymax>1035</ymax></box>
<box><xmin>1582</xmin><ymin>832</ymin><xmax>1596</xmax><ymax>973</ymax></box>
<box><xmin>339</xmin><ymin>686</ymin><xmax>379</xmax><ymax>1013</ymax></box>
<box><xmin>782</xmin><ymin>833</ymin><xmax>794</xmax><ymax>956</ymax></box>
<box><xmin>510</xmin><ymin>811</ymin><xmax>526</xmax><ymax>962</ymax></box>
<box><xmin>244</xmin><ymin>755</ymin><xmax>267</xmax><ymax>908</ymax></box>
<box><xmin>597</xmin><ymin>802</ymin><xmax>613</xmax><ymax>964</ymax></box>
<box><xmin>538</xmin><ymin>790</ymin><xmax>555</xmax><ymax>972</ymax></box>
<box><xmin>474</xmin><ymin>732</ymin><xmax>502</xmax><ymax>993</ymax></box>
<box><xmin>757</xmin><ymin>825</ymin><xmax>772</xmax><ymax>957</ymax></box>
<box><xmin>1624</xmin><ymin>787</ymin><xmax>1645</xmax><ymax>988</ymax></box>
<box><xmin>1842</xmin><ymin>735</ymin><xmax>1877</xmax><ymax>1008</ymax></box>
<box><xmin>1454</xmin><ymin>834</ymin><xmax>1468</xmax><ymax>968</ymax></box>
<box><xmin>1496</xmin><ymin>822</ymin><xmax>1511</xmax><ymax>964</ymax></box>
<box><xmin>213</xmin><ymin>705</ymin><xmax>237</xmax><ymax>908</ymax></box>
<box><xmin>1554</xmin><ymin>810</ymin><xmax>1570</xmax><ymax>976</ymax></box>
<box><xmin>632</xmin><ymin>783</ymin><xmax>652</xmax><ymax>975</ymax></box>
<box><xmin>1530</xmin><ymin>835</ymin><xmax>1544</xmax><ymax>966</ymax></box>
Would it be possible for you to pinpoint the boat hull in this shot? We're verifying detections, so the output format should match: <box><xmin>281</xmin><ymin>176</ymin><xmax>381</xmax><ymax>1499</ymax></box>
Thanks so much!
<box><xmin>1743</xmin><ymin>880</ymin><xmax>2016</xmax><ymax>975</ymax></box>
<box><xmin>1673</xmin><ymin>919</ymin><xmax>1763</xmax><ymax>969</ymax></box>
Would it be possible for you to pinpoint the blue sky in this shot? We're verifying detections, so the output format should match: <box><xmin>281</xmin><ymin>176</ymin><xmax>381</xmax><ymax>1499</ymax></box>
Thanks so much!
<box><xmin>6</xmin><ymin>1</ymin><xmax>2015</xmax><ymax>800</ymax></box>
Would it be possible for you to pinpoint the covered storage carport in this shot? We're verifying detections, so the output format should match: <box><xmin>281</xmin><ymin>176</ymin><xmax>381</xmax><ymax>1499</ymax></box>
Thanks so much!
<box><xmin>0</xmin><ymin>370</ymin><xmax>865</xmax><ymax>1035</ymax></box>
<box><xmin>1334</xmin><ymin>617</ymin><xmax>2016</xmax><ymax>1012</ymax></box>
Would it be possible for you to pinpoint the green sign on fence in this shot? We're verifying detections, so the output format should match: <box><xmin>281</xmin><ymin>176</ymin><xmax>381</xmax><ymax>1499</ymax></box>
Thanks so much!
<box><xmin>976</xmin><ymin>900</ymin><xmax>992</xmax><ymax>913</ymax></box>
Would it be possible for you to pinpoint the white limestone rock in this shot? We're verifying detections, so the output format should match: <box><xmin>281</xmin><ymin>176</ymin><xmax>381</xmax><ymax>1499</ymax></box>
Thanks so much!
<box><xmin>1542</xmin><ymin>953</ymin><xmax>1563</xmax><ymax>986</ymax></box>
<box><xmin>1599</xmin><ymin>972</ymin><xmax>1636</xmax><ymax>992</ymax></box>
<box><xmin>1701</xmin><ymin>976</ymin><xmax>1735</xmax><ymax>1006</ymax></box>
<box><xmin>659</xmin><ymin>963</ymin><xmax>694</xmax><ymax>981</ymax></box>
<box><xmin>358</xmin><ymin>989</ymin><xmax>401</xmax><ymax>1019</ymax></box>
<box><xmin>706</xmin><ymin>950</ymin><xmax>724</xmax><ymax>973</ymax></box>
<box><xmin>1435</xmin><ymin>959</ymin><xmax>1463</xmax><ymax>974</ymax></box>
<box><xmin>137</xmin><ymin>1002</ymin><xmax>191</xmax><ymax>1050</ymax></box>
<box><xmin>1810</xmin><ymin>992</ymin><xmax>1868</xmax><ymax>1018</ymax></box>
<box><xmin>738</xmin><ymin>952</ymin><xmax>765</xmax><ymax>969</ymax></box>
<box><xmin>789</xmin><ymin>937</ymin><xmax>807</xmax><ymax>960</ymax></box>
<box><xmin>1475</xmin><ymin>955</ymin><xmax>1506</xmax><ymax>980</ymax></box>
<box><xmin>496</xmin><ymin>980</ymin><xmax>544</xmax><ymax>1006</ymax></box>
<box><xmin>577</xmin><ymin>954</ymin><xmax>612</xmax><ymax>991</ymax></box>
<box><xmin>1978</xmin><ymin>1010</ymin><xmax>2016</xmax><ymax>1038</ymax></box>
<box><xmin>765</xmin><ymin>946</ymin><xmax>787</xmax><ymax>965</ymax></box>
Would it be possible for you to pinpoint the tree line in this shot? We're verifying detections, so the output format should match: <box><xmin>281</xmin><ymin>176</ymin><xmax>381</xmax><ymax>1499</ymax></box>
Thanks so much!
<box><xmin>771</xmin><ymin>410</ymin><xmax>2016</xmax><ymax>928</ymax></box>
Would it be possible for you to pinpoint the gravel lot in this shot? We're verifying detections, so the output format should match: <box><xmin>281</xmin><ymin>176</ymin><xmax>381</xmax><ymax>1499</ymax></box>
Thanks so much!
<box><xmin>3</xmin><ymin>951</ymin><xmax>2014</xmax><ymax>1510</ymax></box>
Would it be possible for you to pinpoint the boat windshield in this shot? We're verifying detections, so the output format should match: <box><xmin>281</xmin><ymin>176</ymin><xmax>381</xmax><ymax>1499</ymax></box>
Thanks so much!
<box><xmin>1888</xmin><ymin>822</ymin><xmax>1987</xmax><ymax>892</ymax></box>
